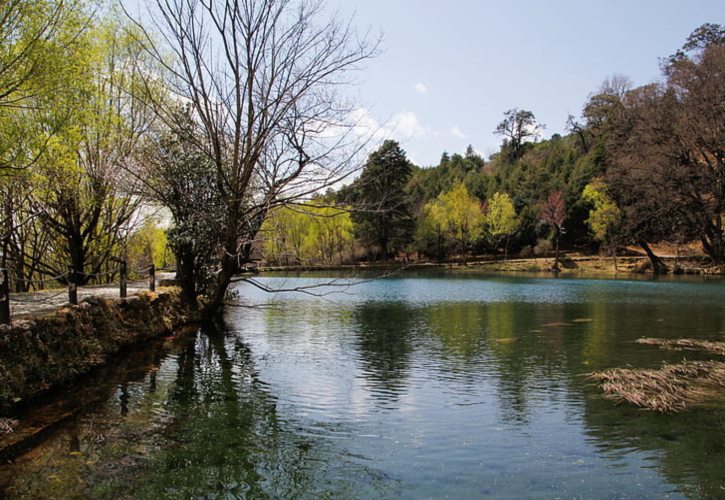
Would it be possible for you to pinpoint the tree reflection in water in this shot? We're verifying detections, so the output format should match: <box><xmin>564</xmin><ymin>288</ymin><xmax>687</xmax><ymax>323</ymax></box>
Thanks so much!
<box><xmin>352</xmin><ymin>301</ymin><xmax>417</xmax><ymax>403</ymax></box>
<box><xmin>1</xmin><ymin>322</ymin><xmax>396</xmax><ymax>498</ymax></box>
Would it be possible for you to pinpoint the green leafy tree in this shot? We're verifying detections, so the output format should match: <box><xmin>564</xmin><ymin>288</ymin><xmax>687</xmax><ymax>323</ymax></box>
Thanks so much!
<box><xmin>485</xmin><ymin>192</ymin><xmax>520</xmax><ymax>259</ymax></box>
<box><xmin>30</xmin><ymin>17</ymin><xmax>151</xmax><ymax>285</ymax></box>
<box><xmin>582</xmin><ymin>179</ymin><xmax>621</xmax><ymax>269</ymax></box>
<box><xmin>303</xmin><ymin>204</ymin><xmax>354</xmax><ymax>265</ymax></box>
<box><xmin>262</xmin><ymin>202</ymin><xmax>353</xmax><ymax>266</ymax></box>
<box><xmin>136</xmin><ymin>108</ymin><xmax>225</xmax><ymax>306</ymax></box>
<box><xmin>261</xmin><ymin>206</ymin><xmax>311</xmax><ymax>266</ymax></box>
<box><xmin>0</xmin><ymin>0</ymin><xmax>89</xmax><ymax>174</ymax></box>
<box><xmin>126</xmin><ymin>219</ymin><xmax>171</xmax><ymax>275</ymax></box>
<box><xmin>665</xmin><ymin>23</ymin><xmax>725</xmax><ymax>67</ymax></box>
<box><xmin>0</xmin><ymin>0</ymin><xmax>90</xmax><ymax>287</ymax></box>
<box><xmin>437</xmin><ymin>182</ymin><xmax>485</xmax><ymax>262</ymax></box>
<box><xmin>415</xmin><ymin>199</ymin><xmax>450</xmax><ymax>261</ymax></box>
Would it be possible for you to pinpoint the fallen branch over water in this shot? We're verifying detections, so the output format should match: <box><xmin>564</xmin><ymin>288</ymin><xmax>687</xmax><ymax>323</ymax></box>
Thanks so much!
<box><xmin>636</xmin><ymin>337</ymin><xmax>725</xmax><ymax>356</ymax></box>
<box><xmin>589</xmin><ymin>361</ymin><xmax>725</xmax><ymax>412</ymax></box>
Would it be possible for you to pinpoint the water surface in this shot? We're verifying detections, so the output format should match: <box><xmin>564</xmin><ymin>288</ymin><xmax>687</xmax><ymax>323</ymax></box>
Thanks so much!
<box><xmin>2</xmin><ymin>272</ymin><xmax>724</xmax><ymax>498</ymax></box>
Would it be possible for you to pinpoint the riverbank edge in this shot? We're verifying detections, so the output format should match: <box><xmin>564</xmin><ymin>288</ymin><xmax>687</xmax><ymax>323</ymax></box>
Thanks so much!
<box><xmin>0</xmin><ymin>288</ymin><xmax>194</xmax><ymax>416</ymax></box>
<box><xmin>260</xmin><ymin>254</ymin><xmax>725</xmax><ymax>276</ymax></box>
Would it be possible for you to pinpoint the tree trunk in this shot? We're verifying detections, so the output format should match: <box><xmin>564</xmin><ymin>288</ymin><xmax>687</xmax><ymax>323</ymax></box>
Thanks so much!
<box><xmin>611</xmin><ymin>246</ymin><xmax>618</xmax><ymax>272</ymax></box>
<box><xmin>68</xmin><ymin>234</ymin><xmax>89</xmax><ymax>285</ymax></box>
<box><xmin>203</xmin><ymin>251</ymin><xmax>235</xmax><ymax>319</ymax></box>
<box><xmin>379</xmin><ymin>227</ymin><xmax>389</xmax><ymax>261</ymax></box>
<box><xmin>460</xmin><ymin>236</ymin><xmax>467</xmax><ymax>265</ymax></box>
<box><xmin>175</xmin><ymin>244</ymin><xmax>198</xmax><ymax>308</ymax></box>
<box><xmin>675</xmin><ymin>242</ymin><xmax>680</xmax><ymax>266</ymax></box>
<box><xmin>437</xmin><ymin>232</ymin><xmax>444</xmax><ymax>262</ymax></box>
<box><xmin>202</xmin><ymin>210</ymin><xmax>253</xmax><ymax>318</ymax></box>
<box><xmin>701</xmin><ymin>217</ymin><xmax>725</xmax><ymax>264</ymax></box>
<box><xmin>552</xmin><ymin>228</ymin><xmax>560</xmax><ymax>271</ymax></box>
<box><xmin>1</xmin><ymin>199</ymin><xmax>10</xmax><ymax>270</ymax></box>
<box><xmin>638</xmin><ymin>240</ymin><xmax>667</xmax><ymax>274</ymax></box>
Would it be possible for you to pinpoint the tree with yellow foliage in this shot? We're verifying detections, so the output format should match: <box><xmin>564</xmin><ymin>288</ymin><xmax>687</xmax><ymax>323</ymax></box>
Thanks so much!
<box><xmin>582</xmin><ymin>179</ymin><xmax>621</xmax><ymax>269</ymax></box>
<box><xmin>485</xmin><ymin>192</ymin><xmax>520</xmax><ymax>260</ymax></box>
<box><xmin>262</xmin><ymin>202</ymin><xmax>354</xmax><ymax>266</ymax></box>
<box><xmin>417</xmin><ymin>183</ymin><xmax>484</xmax><ymax>262</ymax></box>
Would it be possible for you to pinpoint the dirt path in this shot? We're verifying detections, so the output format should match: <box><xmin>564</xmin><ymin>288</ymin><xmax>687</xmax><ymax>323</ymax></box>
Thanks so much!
<box><xmin>6</xmin><ymin>273</ymin><xmax>175</xmax><ymax>320</ymax></box>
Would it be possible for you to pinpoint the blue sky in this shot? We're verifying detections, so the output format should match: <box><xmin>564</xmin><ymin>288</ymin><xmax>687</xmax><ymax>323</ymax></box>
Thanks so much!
<box><xmin>330</xmin><ymin>0</ymin><xmax>723</xmax><ymax>165</ymax></box>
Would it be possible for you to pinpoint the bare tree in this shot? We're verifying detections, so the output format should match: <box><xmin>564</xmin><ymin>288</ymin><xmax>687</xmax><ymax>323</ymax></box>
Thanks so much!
<box><xmin>605</xmin><ymin>42</ymin><xmax>725</xmax><ymax>268</ymax></box>
<box><xmin>580</xmin><ymin>75</ymin><xmax>632</xmax><ymax>141</ymax></box>
<box><xmin>565</xmin><ymin>114</ymin><xmax>589</xmax><ymax>153</ymax></box>
<box><xmin>129</xmin><ymin>0</ymin><xmax>378</xmax><ymax>315</ymax></box>
<box><xmin>538</xmin><ymin>191</ymin><xmax>565</xmax><ymax>271</ymax></box>
<box><xmin>0</xmin><ymin>175</ymin><xmax>53</xmax><ymax>291</ymax></box>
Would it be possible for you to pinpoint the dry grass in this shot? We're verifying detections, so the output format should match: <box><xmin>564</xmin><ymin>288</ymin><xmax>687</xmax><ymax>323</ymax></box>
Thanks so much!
<box><xmin>589</xmin><ymin>361</ymin><xmax>725</xmax><ymax>412</ymax></box>
<box><xmin>636</xmin><ymin>337</ymin><xmax>725</xmax><ymax>356</ymax></box>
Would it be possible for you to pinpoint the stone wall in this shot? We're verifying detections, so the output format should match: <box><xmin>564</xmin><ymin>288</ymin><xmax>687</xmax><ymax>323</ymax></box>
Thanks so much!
<box><xmin>0</xmin><ymin>289</ymin><xmax>192</xmax><ymax>413</ymax></box>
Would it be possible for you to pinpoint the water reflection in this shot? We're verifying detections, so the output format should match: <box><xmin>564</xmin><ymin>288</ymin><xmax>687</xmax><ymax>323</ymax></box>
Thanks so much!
<box><xmin>1</xmin><ymin>323</ymin><xmax>396</xmax><ymax>498</ymax></box>
<box><xmin>581</xmin><ymin>390</ymin><xmax>725</xmax><ymax>498</ymax></box>
<box><xmin>2</xmin><ymin>273</ymin><xmax>725</xmax><ymax>497</ymax></box>
<box><xmin>352</xmin><ymin>301</ymin><xmax>416</xmax><ymax>402</ymax></box>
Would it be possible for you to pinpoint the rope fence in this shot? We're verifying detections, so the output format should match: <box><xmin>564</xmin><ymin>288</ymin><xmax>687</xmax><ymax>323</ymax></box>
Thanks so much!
<box><xmin>0</xmin><ymin>262</ymin><xmax>157</xmax><ymax>325</ymax></box>
<box><xmin>6</xmin><ymin>270</ymin><xmax>69</xmax><ymax>289</ymax></box>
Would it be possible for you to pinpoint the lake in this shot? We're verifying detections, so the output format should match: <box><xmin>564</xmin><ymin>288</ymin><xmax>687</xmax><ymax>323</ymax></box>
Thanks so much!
<box><xmin>2</xmin><ymin>271</ymin><xmax>724</xmax><ymax>498</ymax></box>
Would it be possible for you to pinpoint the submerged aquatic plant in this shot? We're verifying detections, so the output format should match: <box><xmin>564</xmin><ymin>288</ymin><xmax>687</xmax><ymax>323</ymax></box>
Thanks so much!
<box><xmin>635</xmin><ymin>337</ymin><xmax>725</xmax><ymax>356</ymax></box>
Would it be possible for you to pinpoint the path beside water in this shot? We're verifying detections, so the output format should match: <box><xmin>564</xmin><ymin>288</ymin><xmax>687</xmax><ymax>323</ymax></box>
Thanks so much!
<box><xmin>6</xmin><ymin>273</ymin><xmax>175</xmax><ymax>320</ymax></box>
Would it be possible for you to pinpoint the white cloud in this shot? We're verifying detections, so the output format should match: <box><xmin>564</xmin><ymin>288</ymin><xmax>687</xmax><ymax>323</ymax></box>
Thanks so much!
<box><xmin>413</xmin><ymin>82</ymin><xmax>428</xmax><ymax>95</ymax></box>
<box><xmin>450</xmin><ymin>125</ymin><xmax>468</xmax><ymax>139</ymax></box>
<box><xmin>349</xmin><ymin>108</ymin><xmax>429</xmax><ymax>144</ymax></box>
<box><xmin>390</xmin><ymin>111</ymin><xmax>427</xmax><ymax>139</ymax></box>
<box><xmin>350</xmin><ymin>107</ymin><xmax>385</xmax><ymax>142</ymax></box>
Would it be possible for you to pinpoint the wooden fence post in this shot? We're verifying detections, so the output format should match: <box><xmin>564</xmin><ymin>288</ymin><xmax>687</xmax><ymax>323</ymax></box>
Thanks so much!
<box><xmin>68</xmin><ymin>265</ymin><xmax>78</xmax><ymax>305</ymax></box>
<box><xmin>149</xmin><ymin>264</ymin><xmax>155</xmax><ymax>292</ymax></box>
<box><xmin>120</xmin><ymin>260</ymin><xmax>127</xmax><ymax>299</ymax></box>
<box><xmin>0</xmin><ymin>268</ymin><xmax>10</xmax><ymax>325</ymax></box>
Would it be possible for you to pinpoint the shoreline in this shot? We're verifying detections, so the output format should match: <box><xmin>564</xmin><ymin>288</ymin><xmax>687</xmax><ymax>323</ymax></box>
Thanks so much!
<box><xmin>0</xmin><ymin>288</ymin><xmax>196</xmax><ymax>460</ymax></box>
<box><xmin>0</xmin><ymin>289</ymin><xmax>193</xmax><ymax>415</ymax></box>
<box><xmin>259</xmin><ymin>254</ymin><xmax>724</xmax><ymax>277</ymax></box>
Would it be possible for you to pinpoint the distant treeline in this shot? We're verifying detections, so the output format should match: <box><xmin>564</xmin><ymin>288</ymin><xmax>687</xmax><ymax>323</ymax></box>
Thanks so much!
<box><xmin>262</xmin><ymin>24</ymin><xmax>725</xmax><ymax>273</ymax></box>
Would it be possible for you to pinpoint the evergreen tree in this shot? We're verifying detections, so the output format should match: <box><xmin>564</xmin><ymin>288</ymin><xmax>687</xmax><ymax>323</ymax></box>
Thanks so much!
<box><xmin>347</xmin><ymin>140</ymin><xmax>414</xmax><ymax>259</ymax></box>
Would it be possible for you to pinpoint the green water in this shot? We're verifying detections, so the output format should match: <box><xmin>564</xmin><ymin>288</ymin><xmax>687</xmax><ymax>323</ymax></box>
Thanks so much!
<box><xmin>2</xmin><ymin>272</ymin><xmax>725</xmax><ymax>498</ymax></box>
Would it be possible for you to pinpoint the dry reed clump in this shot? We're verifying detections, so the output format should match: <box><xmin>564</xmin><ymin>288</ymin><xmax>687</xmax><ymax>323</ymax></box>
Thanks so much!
<box><xmin>636</xmin><ymin>337</ymin><xmax>725</xmax><ymax>356</ymax></box>
<box><xmin>589</xmin><ymin>361</ymin><xmax>725</xmax><ymax>412</ymax></box>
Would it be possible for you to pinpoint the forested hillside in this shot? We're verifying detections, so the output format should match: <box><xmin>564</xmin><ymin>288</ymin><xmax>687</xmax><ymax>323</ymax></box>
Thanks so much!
<box><xmin>263</xmin><ymin>24</ymin><xmax>725</xmax><ymax>273</ymax></box>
